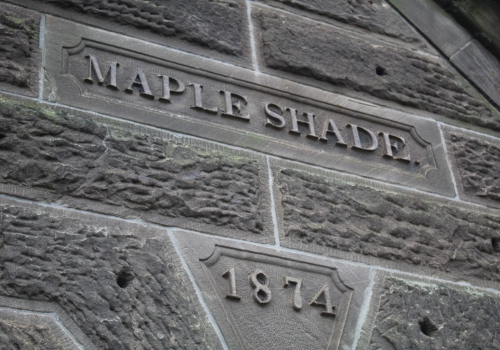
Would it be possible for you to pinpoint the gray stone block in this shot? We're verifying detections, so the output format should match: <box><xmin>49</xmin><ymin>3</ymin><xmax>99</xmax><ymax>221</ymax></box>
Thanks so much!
<box><xmin>173</xmin><ymin>230</ymin><xmax>372</xmax><ymax>350</ymax></box>
<box><xmin>436</xmin><ymin>0</ymin><xmax>500</xmax><ymax>60</ymax></box>
<box><xmin>451</xmin><ymin>40</ymin><xmax>500</xmax><ymax>109</ymax></box>
<box><xmin>0</xmin><ymin>2</ymin><xmax>40</xmax><ymax>97</ymax></box>
<box><xmin>388</xmin><ymin>0</ymin><xmax>471</xmax><ymax>57</ymax></box>
<box><xmin>5</xmin><ymin>0</ymin><xmax>245</xmax><ymax>59</ymax></box>
<box><xmin>256</xmin><ymin>7</ymin><xmax>500</xmax><ymax>131</ymax></box>
<box><xmin>0</xmin><ymin>197</ymin><xmax>223</xmax><ymax>349</ymax></box>
<box><xmin>0</xmin><ymin>95</ymin><xmax>271</xmax><ymax>242</ymax></box>
<box><xmin>274</xmin><ymin>162</ymin><xmax>500</xmax><ymax>287</ymax></box>
<box><xmin>357</xmin><ymin>273</ymin><xmax>500</xmax><ymax>349</ymax></box>
<box><xmin>260</xmin><ymin>0</ymin><xmax>427</xmax><ymax>48</ymax></box>
<box><xmin>444</xmin><ymin>126</ymin><xmax>500</xmax><ymax>208</ymax></box>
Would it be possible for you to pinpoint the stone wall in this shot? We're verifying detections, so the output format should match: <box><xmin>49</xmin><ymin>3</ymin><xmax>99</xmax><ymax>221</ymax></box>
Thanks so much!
<box><xmin>0</xmin><ymin>0</ymin><xmax>499</xmax><ymax>349</ymax></box>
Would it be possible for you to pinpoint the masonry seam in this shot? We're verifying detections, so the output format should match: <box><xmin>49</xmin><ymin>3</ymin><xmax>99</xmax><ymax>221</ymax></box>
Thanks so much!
<box><xmin>167</xmin><ymin>229</ymin><xmax>230</xmax><ymax>350</ymax></box>
<box><xmin>0</xmin><ymin>89</ymin><xmax>499</xmax><ymax>211</ymax></box>
<box><xmin>351</xmin><ymin>268</ymin><xmax>376</xmax><ymax>350</ymax></box>
<box><xmin>266</xmin><ymin>156</ymin><xmax>280</xmax><ymax>246</ymax></box>
<box><xmin>245</xmin><ymin>0</ymin><xmax>260</xmax><ymax>73</ymax></box>
<box><xmin>38</xmin><ymin>14</ymin><xmax>46</xmax><ymax>100</ymax></box>
<box><xmin>50</xmin><ymin>313</ymin><xmax>86</xmax><ymax>350</ymax></box>
<box><xmin>438</xmin><ymin>122</ymin><xmax>460</xmax><ymax>199</ymax></box>
<box><xmin>443</xmin><ymin>121</ymin><xmax>500</xmax><ymax>143</ymax></box>
<box><xmin>450</xmin><ymin>39</ymin><xmax>473</xmax><ymax>60</ymax></box>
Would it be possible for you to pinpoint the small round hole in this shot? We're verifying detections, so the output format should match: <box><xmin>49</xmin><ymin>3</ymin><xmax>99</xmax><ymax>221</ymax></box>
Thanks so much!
<box><xmin>116</xmin><ymin>269</ymin><xmax>134</xmax><ymax>288</ymax></box>
<box><xmin>492</xmin><ymin>238</ymin><xmax>500</xmax><ymax>252</ymax></box>
<box><xmin>419</xmin><ymin>317</ymin><xmax>439</xmax><ymax>337</ymax></box>
<box><xmin>376</xmin><ymin>66</ymin><xmax>387</xmax><ymax>76</ymax></box>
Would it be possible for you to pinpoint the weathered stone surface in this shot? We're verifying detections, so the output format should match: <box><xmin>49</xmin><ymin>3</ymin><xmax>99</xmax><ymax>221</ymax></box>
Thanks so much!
<box><xmin>31</xmin><ymin>0</ymin><xmax>243</xmax><ymax>56</ymax></box>
<box><xmin>0</xmin><ymin>3</ymin><xmax>40</xmax><ymax>96</ymax></box>
<box><xmin>360</xmin><ymin>275</ymin><xmax>500</xmax><ymax>349</ymax></box>
<box><xmin>0</xmin><ymin>96</ymin><xmax>266</xmax><ymax>236</ymax></box>
<box><xmin>449</xmin><ymin>132</ymin><xmax>500</xmax><ymax>205</ymax></box>
<box><xmin>0</xmin><ymin>201</ymin><xmax>222</xmax><ymax>349</ymax></box>
<box><xmin>174</xmin><ymin>231</ymin><xmax>372</xmax><ymax>350</ymax></box>
<box><xmin>0</xmin><ymin>321</ymin><xmax>64</xmax><ymax>350</ymax></box>
<box><xmin>263</xmin><ymin>0</ymin><xmax>425</xmax><ymax>46</ymax></box>
<box><xmin>277</xmin><ymin>168</ymin><xmax>500</xmax><ymax>284</ymax></box>
<box><xmin>258</xmin><ymin>9</ymin><xmax>500</xmax><ymax>130</ymax></box>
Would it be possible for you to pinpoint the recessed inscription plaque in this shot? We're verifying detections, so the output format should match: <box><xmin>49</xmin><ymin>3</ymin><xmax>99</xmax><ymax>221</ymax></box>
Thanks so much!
<box><xmin>44</xmin><ymin>16</ymin><xmax>454</xmax><ymax>196</ymax></box>
<box><xmin>173</xmin><ymin>231</ymin><xmax>371</xmax><ymax>350</ymax></box>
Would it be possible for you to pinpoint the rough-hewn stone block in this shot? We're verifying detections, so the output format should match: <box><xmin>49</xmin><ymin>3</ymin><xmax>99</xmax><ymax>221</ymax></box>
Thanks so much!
<box><xmin>0</xmin><ymin>3</ymin><xmax>40</xmax><ymax>96</ymax></box>
<box><xmin>0</xmin><ymin>199</ymin><xmax>222</xmax><ymax>349</ymax></box>
<box><xmin>0</xmin><ymin>95</ymin><xmax>270</xmax><ymax>240</ymax></box>
<box><xmin>257</xmin><ymin>9</ymin><xmax>500</xmax><ymax>131</ymax></box>
<box><xmin>276</xmin><ymin>167</ymin><xmax>500</xmax><ymax>285</ymax></box>
<box><xmin>0</xmin><ymin>321</ymin><xmax>64</xmax><ymax>350</ymax></box>
<box><xmin>261</xmin><ymin>0</ymin><xmax>425</xmax><ymax>47</ymax></box>
<box><xmin>446</xmin><ymin>129</ymin><xmax>500</xmax><ymax>208</ymax></box>
<box><xmin>11</xmin><ymin>0</ymin><xmax>244</xmax><ymax>57</ymax></box>
<box><xmin>357</xmin><ymin>274</ymin><xmax>500</xmax><ymax>349</ymax></box>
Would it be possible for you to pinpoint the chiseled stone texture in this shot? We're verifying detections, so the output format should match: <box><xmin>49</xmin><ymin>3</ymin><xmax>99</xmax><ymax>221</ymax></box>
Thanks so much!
<box><xmin>0</xmin><ymin>202</ymin><xmax>222</xmax><ymax>349</ymax></box>
<box><xmin>0</xmin><ymin>96</ymin><xmax>265</xmax><ymax>235</ymax></box>
<box><xmin>34</xmin><ymin>0</ymin><xmax>243</xmax><ymax>56</ymax></box>
<box><xmin>278</xmin><ymin>168</ymin><xmax>500</xmax><ymax>284</ymax></box>
<box><xmin>0</xmin><ymin>3</ymin><xmax>40</xmax><ymax>96</ymax></box>
<box><xmin>450</xmin><ymin>132</ymin><xmax>500</xmax><ymax>204</ymax></box>
<box><xmin>258</xmin><ymin>10</ymin><xmax>500</xmax><ymax>131</ymax></box>
<box><xmin>0</xmin><ymin>321</ymin><xmax>64</xmax><ymax>350</ymax></box>
<box><xmin>362</xmin><ymin>275</ymin><xmax>500</xmax><ymax>349</ymax></box>
<box><xmin>262</xmin><ymin>0</ymin><xmax>424</xmax><ymax>46</ymax></box>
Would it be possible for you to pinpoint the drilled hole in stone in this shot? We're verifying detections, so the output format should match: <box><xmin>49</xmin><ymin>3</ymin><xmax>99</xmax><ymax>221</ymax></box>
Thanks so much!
<box><xmin>376</xmin><ymin>66</ymin><xmax>387</xmax><ymax>76</ymax></box>
<box><xmin>419</xmin><ymin>317</ymin><xmax>439</xmax><ymax>337</ymax></box>
<box><xmin>116</xmin><ymin>269</ymin><xmax>134</xmax><ymax>288</ymax></box>
<box><xmin>492</xmin><ymin>238</ymin><xmax>500</xmax><ymax>252</ymax></box>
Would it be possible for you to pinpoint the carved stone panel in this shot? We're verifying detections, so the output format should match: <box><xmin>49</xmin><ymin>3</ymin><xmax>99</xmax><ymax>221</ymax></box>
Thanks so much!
<box><xmin>43</xmin><ymin>16</ymin><xmax>454</xmax><ymax>196</ymax></box>
<box><xmin>173</xmin><ymin>231</ymin><xmax>371</xmax><ymax>350</ymax></box>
